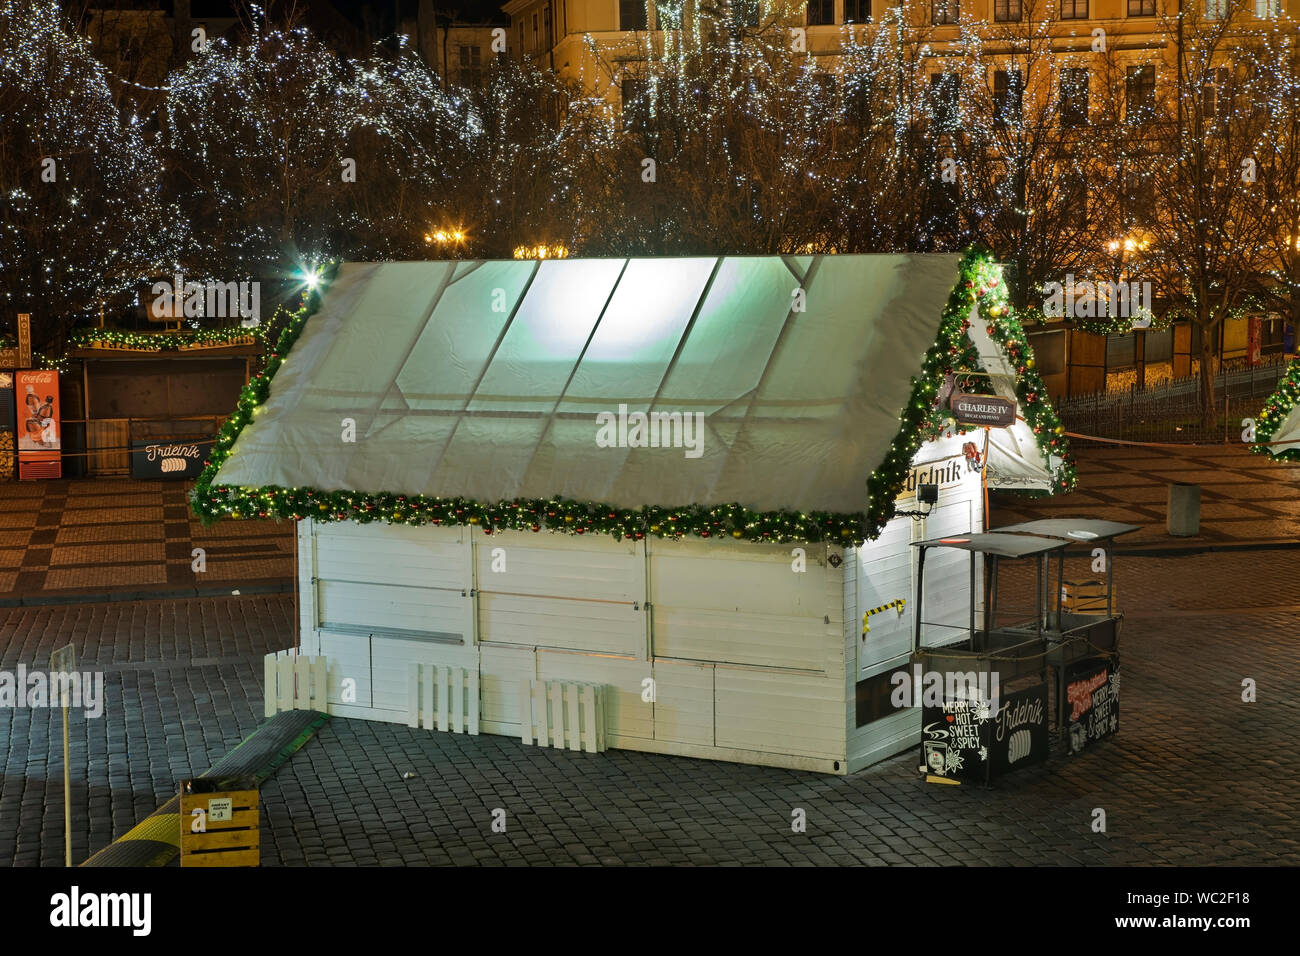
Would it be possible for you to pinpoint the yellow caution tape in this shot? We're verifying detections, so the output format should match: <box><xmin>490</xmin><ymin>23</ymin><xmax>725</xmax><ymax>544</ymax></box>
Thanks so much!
<box><xmin>862</xmin><ymin>598</ymin><xmax>906</xmax><ymax>634</ymax></box>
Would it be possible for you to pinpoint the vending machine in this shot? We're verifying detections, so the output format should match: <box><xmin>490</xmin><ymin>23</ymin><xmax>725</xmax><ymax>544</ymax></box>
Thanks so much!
<box><xmin>16</xmin><ymin>369</ymin><xmax>61</xmax><ymax>479</ymax></box>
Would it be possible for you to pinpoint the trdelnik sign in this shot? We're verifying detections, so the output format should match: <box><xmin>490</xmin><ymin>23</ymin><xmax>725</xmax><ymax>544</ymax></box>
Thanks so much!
<box><xmin>131</xmin><ymin>440</ymin><xmax>208</xmax><ymax>479</ymax></box>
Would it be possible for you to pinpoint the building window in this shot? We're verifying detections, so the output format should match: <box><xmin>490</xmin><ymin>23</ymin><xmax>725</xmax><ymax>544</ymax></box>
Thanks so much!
<box><xmin>815</xmin><ymin>73</ymin><xmax>838</xmax><ymax>103</ymax></box>
<box><xmin>994</xmin><ymin>0</ymin><xmax>1022</xmax><ymax>20</ymax></box>
<box><xmin>1202</xmin><ymin>67</ymin><xmax>1229</xmax><ymax>119</ymax></box>
<box><xmin>544</xmin><ymin>6</ymin><xmax>552</xmax><ymax>45</ymax></box>
<box><xmin>1127</xmin><ymin>0</ymin><xmax>1155</xmax><ymax>14</ymax></box>
<box><xmin>845</xmin><ymin>75</ymin><xmax>873</xmax><ymax>125</ymax></box>
<box><xmin>1059</xmin><ymin>67</ymin><xmax>1089</xmax><ymax>126</ymax></box>
<box><xmin>1124</xmin><ymin>170</ymin><xmax>1153</xmax><ymax>227</ymax></box>
<box><xmin>655</xmin><ymin>0</ymin><xmax>683</xmax><ymax>28</ymax></box>
<box><xmin>933</xmin><ymin>0</ymin><xmax>959</xmax><ymax>23</ymax></box>
<box><xmin>930</xmin><ymin>72</ymin><xmax>961</xmax><ymax>128</ymax></box>
<box><xmin>845</xmin><ymin>0</ymin><xmax>870</xmax><ymax>21</ymax></box>
<box><xmin>994</xmin><ymin>69</ymin><xmax>1023</xmax><ymax>126</ymax></box>
<box><xmin>1256</xmin><ymin>0</ymin><xmax>1282</xmax><ymax>15</ymax></box>
<box><xmin>807</xmin><ymin>0</ymin><xmax>834</xmax><ymax>25</ymax></box>
<box><xmin>1059</xmin><ymin>0</ymin><xmax>1087</xmax><ymax>19</ymax></box>
<box><xmin>732</xmin><ymin>0</ymin><xmax>760</xmax><ymax>28</ymax></box>
<box><xmin>517</xmin><ymin>20</ymin><xmax>523</xmax><ymax>52</ymax></box>
<box><xmin>459</xmin><ymin>45</ymin><xmax>483</xmax><ymax>86</ymax></box>
<box><xmin>1063</xmin><ymin>177</ymin><xmax>1088</xmax><ymax>221</ymax></box>
<box><xmin>621</xmin><ymin>77</ymin><xmax>649</xmax><ymax>133</ymax></box>
<box><xmin>620</xmin><ymin>0</ymin><xmax>648</xmax><ymax>29</ymax></box>
<box><xmin>1125</xmin><ymin>65</ymin><xmax>1155</xmax><ymax>123</ymax></box>
<box><xmin>1205</xmin><ymin>0</ymin><xmax>1227</xmax><ymax>17</ymax></box>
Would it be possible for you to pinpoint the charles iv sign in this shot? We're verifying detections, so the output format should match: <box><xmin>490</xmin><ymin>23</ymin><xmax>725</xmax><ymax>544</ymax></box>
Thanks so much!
<box><xmin>950</xmin><ymin>394</ymin><xmax>1017</xmax><ymax>428</ymax></box>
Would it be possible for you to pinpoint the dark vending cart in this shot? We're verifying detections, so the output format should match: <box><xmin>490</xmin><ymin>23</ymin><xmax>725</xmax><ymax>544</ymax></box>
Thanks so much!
<box><xmin>993</xmin><ymin>519</ymin><xmax>1138</xmax><ymax>755</ymax></box>
<box><xmin>910</xmin><ymin>520</ymin><xmax>1137</xmax><ymax>786</ymax></box>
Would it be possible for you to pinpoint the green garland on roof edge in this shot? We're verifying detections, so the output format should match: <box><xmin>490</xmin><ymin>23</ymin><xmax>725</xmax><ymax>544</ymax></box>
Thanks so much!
<box><xmin>1254</xmin><ymin>358</ymin><xmax>1300</xmax><ymax>462</ymax></box>
<box><xmin>68</xmin><ymin>326</ymin><xmax>263</xmax><ymax>351</ymax></box>
<box><xmin>190</xmin><ymin>250</ymin><xmax>1076</xmax><ymax>544</ymax></box>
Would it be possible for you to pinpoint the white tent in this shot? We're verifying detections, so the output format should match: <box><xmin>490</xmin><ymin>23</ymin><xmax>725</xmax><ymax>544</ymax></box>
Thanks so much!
<box><xmin>211</xmin><ymin>253</ymin><xmax>1071</xmax><ymax>774</ymax></box>
<box><xmin>215</xmin><ymin>255</ymin><xmax>1060</xmax><ymax>510</ymax></box>
<box><xmin>1257</xmin><ymin>363</ymin><xmax>1300</xmax><ymax>459</ymax></box>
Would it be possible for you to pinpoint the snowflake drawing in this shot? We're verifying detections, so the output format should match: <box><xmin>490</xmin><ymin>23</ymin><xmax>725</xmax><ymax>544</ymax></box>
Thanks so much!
<box><xmin>1111</xmin><ymin>673</ymin><xmax>1121</xmax><ymax>698</ymax></box>
<box><xmin>944</xmin><ymin>750</ymin><xmax>965</xmax><ymax>774</ymax></box>
<box><xmin>978</xmin><ymin>746</ymin><xmax>988</xmax><ymax>762</ymax></box>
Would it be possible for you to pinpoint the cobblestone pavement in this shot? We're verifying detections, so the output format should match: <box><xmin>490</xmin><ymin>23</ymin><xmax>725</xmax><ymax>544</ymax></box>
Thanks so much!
<box><xmin>255</xmin><ymin>550</ymin><xmax>1299</xmax><ymax>866</ymax></box>
<box><xmin>0</xmin><ymin>478</ymin><xmax>293</xmax><ymax>598</ymax></box>
<box><xmin>0</xmin><ymin>596</ymin><xmax>292</xmax><ymax>866</ymax></box>
<box><xmin>992</xmin><ymin>443</ymin><xmax>1300</xmax><ymax>548</ymax></box>
<box><xmin>2</xmin><ymin>535</ymin><xmax>1297</xmax><ymax>866</ymax></box>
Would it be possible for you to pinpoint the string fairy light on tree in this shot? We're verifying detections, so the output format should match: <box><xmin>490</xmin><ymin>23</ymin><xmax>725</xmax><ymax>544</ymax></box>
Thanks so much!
<box><xmin>0</xmin><ymin>0</ymin><xmax>166</xmax><ymax>351</ymax></box>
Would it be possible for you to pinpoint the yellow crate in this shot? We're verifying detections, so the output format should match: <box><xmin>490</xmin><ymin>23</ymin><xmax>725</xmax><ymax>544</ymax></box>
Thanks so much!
<box><xmin>179</xmin><ymin>787</ymin><xmax>259</xmax><ymax>867</ymax></box>
<box><xmin>1061</xmin><ymin>579</ymin><xmax>1117</xmax><ymax>614</ymax></box>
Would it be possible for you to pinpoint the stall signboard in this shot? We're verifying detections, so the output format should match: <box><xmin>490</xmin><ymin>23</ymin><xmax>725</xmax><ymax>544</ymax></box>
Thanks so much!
<box><xmin>1064</xmin><ymin>656</ymin><xmax>1120</xmax><ymax>754</ymax></box>
<box><xmin>921</xmin><ymin>692</ymin><xmax>992</xmax><ymax>783</ymax></box>
<box><xmin>988</xmin><ymin>683</ymin><xmax>1050</xmax><ymax>776</ymax></box>
<box><xmin>950</xmin><ymin>394</ymin><xmax>1017</xmax><ymax>428</ymax></box>
<box><xmin>0</xmin><ymin>372</ymin><xmax>14</xmax><ymax>480</ymax></box>
<box><xmin>131</xmin><ymin>440</ymin><xmax>209</xmax><ymax>479</ymax></box>
<box><xmin>17</xmin><ymin>314</ymin><xmax>31</xmax><ymax>369</ymax></box>
<box><xmin>16</xmin><ymin>369</ymin><xmax>60</xmax><ymax>479</ymax></box>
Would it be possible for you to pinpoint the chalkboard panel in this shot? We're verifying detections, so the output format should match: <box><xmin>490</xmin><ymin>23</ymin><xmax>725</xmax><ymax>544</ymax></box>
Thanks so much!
<box><xmin>1064</xmin><ymin>656</ymin><xmax>1120</xmax><ymax>754</ymax></box>
<box><xmin>921</xmin><ymin>694</ymin><xmax>991</xmax><ymax>782</ymax></box>
<box><xmin>131</xmin><ymin>439</ymin><xmax>210</xmax><ymax>479</ymax></box>
<box><xmin>988</xmin><ymin>683</ymin><xmax>1050</xmax><ymax>776</ymax></box>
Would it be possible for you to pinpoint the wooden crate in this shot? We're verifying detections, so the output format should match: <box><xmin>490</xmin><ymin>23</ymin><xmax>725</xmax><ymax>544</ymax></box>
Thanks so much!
<box><xmin>179</xmin><ymin>784</ymin><xmax>259</xmax><ymax>867</ymax></box>
<box><xmin>1060</xmin><ymin>579</ymin><xmax>1117</xmax><ymax>614</ymax></box>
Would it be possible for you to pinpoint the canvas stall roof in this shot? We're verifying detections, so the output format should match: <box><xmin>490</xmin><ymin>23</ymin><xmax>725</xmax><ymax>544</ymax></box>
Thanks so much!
<box><xmin>964</xmin><ymin>317</ymin><xmax>1061</xmax><ymax>491</ymax></box>
<box><xmin>214</xmin><ymin>255</ymin><xmax>971</xmax><ymax>514</ymax></box>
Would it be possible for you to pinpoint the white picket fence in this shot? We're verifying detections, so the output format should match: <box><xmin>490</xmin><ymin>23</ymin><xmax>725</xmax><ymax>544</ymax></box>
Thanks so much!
<box><xmin>264</xmin><ymin>651</ymin><xmax>329</xmax><ymax>716</ymax></box>
<box><xmin>520</xmin><ymin>679</ymin><xmax>607</xmax><ymax>753</ymax></box>
<box><xmin>407</xmin><ymin>663</ymin><xmax>480</xmax><ymax>735</ymax></box>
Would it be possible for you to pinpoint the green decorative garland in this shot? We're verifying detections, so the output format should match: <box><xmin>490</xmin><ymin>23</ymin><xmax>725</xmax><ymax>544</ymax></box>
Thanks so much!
<box><xmin>1254</xmin><ymin>358</ymin><xmax>1300</xmax><ymax>461</ymax></box>
<box><xmin>192</xmin><ymin>250</ymin><xmax>1076</xmax><ymax>543</ymax></box>
<box><xmin>68</xmin><ymin>326</ymin><xmax>263</xmax><ymax>351</ymax></box>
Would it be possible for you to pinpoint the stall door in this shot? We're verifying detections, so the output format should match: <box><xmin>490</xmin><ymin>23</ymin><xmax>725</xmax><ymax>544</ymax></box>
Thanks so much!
<box><xmin>312</xmin><ymin>523</ymin><xmax>472</xmax><ymax>716</ymax></box>
<box><xmin>849</xmin><ymin>519</ymin><xmax>918</xmax><ymax>769</ymax></box>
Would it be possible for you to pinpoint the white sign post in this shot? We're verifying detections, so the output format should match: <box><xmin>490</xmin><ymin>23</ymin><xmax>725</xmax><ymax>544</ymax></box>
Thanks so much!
<box><xmin>50</xmin><ymin>643</ymin><xmax>75</xmax><ymax>866</ymax></box>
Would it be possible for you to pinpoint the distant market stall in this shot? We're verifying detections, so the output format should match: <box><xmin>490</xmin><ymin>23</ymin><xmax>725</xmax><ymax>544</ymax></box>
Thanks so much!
<box><xmin>196</xmin><ymin>250</ymin><xmax>1075</xmax><ymax>774</ymax></box>
<box><xmin>65</xmin><ymin>327</ymin><xmax>260</xmax><ymax>477</ymax></box>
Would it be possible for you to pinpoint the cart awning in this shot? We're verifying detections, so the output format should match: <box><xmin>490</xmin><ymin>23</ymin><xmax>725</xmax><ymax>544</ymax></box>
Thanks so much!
<box><xmin>913</xmin><ymin>533</ymin><xmax>1069</xmax><ymax>559</ymax></box>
